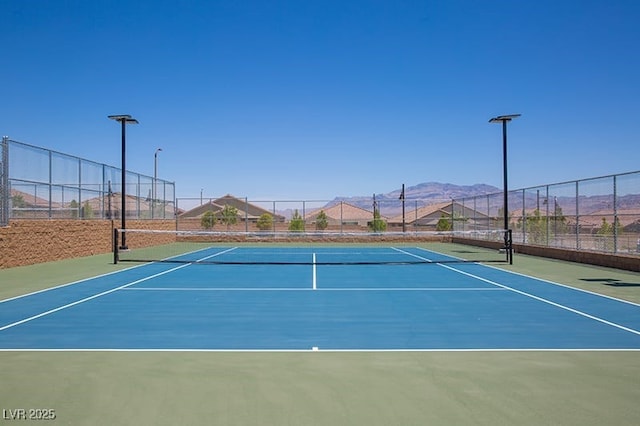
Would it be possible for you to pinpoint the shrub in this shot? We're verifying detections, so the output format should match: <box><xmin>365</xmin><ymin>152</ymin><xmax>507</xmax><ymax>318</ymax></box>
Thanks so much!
<box><xmin>288</xmin><ymin>209</ymin><xmax>304</xmax><ymax>232</ymax></box>
<box><xmin>315</xmin><ymin>210</ymin><xmax>328</xmax><ymax>231</ymax></box>
<box><xmin>201</xmin><ymin>211</ymin><xmax>216</xmax><ymax>230</ymax></box>
<box><xmin>220</xmin><ymin>204</ymin><xmax>238</xmax><ymax>230</ymax></box>
<box><xmin>256</xmin><ymin>213</ymin><xmax>273</xmax><ymax>231</ymax></box>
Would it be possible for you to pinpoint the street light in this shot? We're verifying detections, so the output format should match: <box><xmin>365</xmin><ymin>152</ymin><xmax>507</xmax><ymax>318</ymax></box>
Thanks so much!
<box><xmin>490</xmin><ymin>114</ymin><xmax>520</xmax><ymax>264</ymax></box>
<box><xmin>153</xmin><ymin>148</ymin><xmax>162</xmax><ymax>218</ymax></box>
<box><xmin>489</xmin><ymin>114</ymin><xmax>520</xmax><ymax>233</ymax></box>
<box><xmin>399</xmin><ymin>183</ymin><xmax>406</xmax><ymax>233</ymax></box>
<box><xmin>108</xmin><ymin>114</ymin><xmax>139</xmax><ymax>249</ymax></box>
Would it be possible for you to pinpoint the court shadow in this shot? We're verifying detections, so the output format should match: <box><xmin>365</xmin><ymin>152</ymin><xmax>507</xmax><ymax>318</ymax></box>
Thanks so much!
<box><xmin>451</xmin><ymin>250</ymin><xmax>480</xmax><ymax>254</ymax></box>
<box><xmin>580</xmin><ymin>278</ymin><xmax>640</xmax><ymax>287</ymax></box>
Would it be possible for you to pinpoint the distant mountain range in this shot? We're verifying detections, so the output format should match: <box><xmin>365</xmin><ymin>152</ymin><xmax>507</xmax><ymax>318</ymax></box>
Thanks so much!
<box><xmin>271</xmin><ymin>181</ymin><xmax>638</xmax><ymax>221</ymax></box>
<box><xmin>328</xmin><ymin>182</ymin><xmax>501</xmax><ymax>211</ymax></box>
<box><xmin>319</xmin><ymin>181</ymin><xmax>640</xmax><ymax>218</ymax></box>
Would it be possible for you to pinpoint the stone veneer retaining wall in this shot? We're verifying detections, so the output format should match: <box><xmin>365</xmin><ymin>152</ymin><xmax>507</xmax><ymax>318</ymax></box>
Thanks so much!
<box><xmin>0</xmin><ymin>220</ymin><xmax>176</xmax><ymax>269</ymax></box>
<box><xmin>1</xmin><ymin>221</ymin><xmax>637</xmax><ymax>272</ymax></box>
<box><xmin>452</xmin><ymin>237</ymin><xmax>640</xmax><ymax>272</ymax></box>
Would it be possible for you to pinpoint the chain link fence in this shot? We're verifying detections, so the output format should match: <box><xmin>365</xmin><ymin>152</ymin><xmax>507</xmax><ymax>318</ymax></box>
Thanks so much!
<box><xmin>176</xmin><ymin>195</ymin><xmax>454</xmax><ymax>233</ymax></box>
<box><xmin>176</xmin><ymin>171</ymin><xmax>640</xmax><ymax>257</ymax></box>
<box><xmin>0</xmin><ymin>137</ymin><xmax>8</xmax><ymax>226</ymax></box>
<box><xmin>5</xmin><ymin>139</ymin><xmax>175</xmax><ymax>220</ymax></box>
<box><xmin>452</xmin><ymin>171</ymin><xmax>640</xmax><ymax>255</ymax></box>
<box><xmin>4</xmin><ymin>137</ymin><xmax>637</xmax><ymax>257</ymax></box>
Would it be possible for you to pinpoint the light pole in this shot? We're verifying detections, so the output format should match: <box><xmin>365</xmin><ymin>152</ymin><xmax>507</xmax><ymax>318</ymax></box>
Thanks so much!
<box><xmin>153</xmin><ymin>148</ymin><xmax>162</xmax><ymax>218</ymax></box>
<box><xmin>108</xmin><ymin>114</ymin><xmax>139</xmax><ymax>249</ymax></box>
<box><xmin>0</xmin><ymin>136</ymin><xmax>7</xmax><ymax>227</ymax></box>
<box><xmin>399</xmin><ymin>183</ymin><xmax>406</xmax><ymax>233</ymax></box>
<box><xmin>489</xmin><ymin>114</ymin><xmax>520</xmax><ymax>233</ymax></box>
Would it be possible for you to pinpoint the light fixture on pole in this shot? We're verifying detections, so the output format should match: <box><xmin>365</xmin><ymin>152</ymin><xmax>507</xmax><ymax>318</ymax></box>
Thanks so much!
<box><xmin>488</xmin><ymin>114</ymin><xmax>520</xmax><ymax>233</ymax></box>
<box><xmin>153</xmin><ymin>148</ymin><xmax>162</xmax><ymax>218</ymax></box>
<box><xmin>399</xmin><ymin>183</ymin><xmax>406</xmax><ymax>233</ymax></box>
<box><xmin>489</xmin><ymin>114</ymin><xmax>519</xmax><ymax>264</ymax></box>
<box><xmin>108</xmin><ymin>114</ymin><xmax>139</xmax><ymax>249</ymax></box>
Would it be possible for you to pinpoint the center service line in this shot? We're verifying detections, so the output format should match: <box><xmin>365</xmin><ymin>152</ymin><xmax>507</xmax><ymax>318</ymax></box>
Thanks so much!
<box><xmin>312</xmin><ymin>253</ymin><xmax>317</xmax><ymax>290</ymax></box>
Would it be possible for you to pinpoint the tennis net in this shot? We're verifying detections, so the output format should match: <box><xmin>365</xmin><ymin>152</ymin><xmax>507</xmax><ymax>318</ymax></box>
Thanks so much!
<box><xmin>113</xmin><ymin>229</ymin><xmax>514</xmax><ymax>265</ymax></box>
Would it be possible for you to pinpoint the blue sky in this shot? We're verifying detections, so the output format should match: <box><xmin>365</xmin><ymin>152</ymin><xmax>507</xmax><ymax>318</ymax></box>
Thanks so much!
<box><xmin>2</xmin><ymin>0</ymin><xmax>639</xmax><ymax>200</ymax></box>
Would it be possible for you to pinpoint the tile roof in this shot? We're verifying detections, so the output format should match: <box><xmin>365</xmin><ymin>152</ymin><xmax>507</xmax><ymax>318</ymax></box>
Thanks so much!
<box><xmin>179</xmin><ymin>194</ymin><xmax>284</xmax><ymax>220</ymax></box>
<box><xmin>305</xmin><ymin>202</ymin><xmax>382</xmax><ymax>220</ymax></box>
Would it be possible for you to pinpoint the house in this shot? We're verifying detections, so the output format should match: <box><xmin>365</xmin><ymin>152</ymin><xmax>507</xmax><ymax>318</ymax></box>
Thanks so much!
<box><xmin>178</xmin><ymin>194</ymin><xmax>284</xmax><ymax>223</ymax></box>
<box><xmin>304</xmin><ymin>202</ymin><xmax>383</xmax><ymax>228</ymax></box>
<box><xmin>512</xmin><ymin>205</ymin><xmax>640</xmax><ymax>233</ymax></box>
<box><xmin>10</xmin><ymin>188</ymin><xmax>63</xmax><ymax>218</ymax></box>
<box><xmin>387</xmin><ymin>201</ymin><xmax>491</xmax><ymax>230</ymax></box>
<box><xmin>558</xmin><ymin>207</ymin><xmax>640</xmax><ymax>233</ymax></box>
<box><xmin>10</xmin><ymin>188</ymin><xmax>175</xmax><ymax>219</ymax></box>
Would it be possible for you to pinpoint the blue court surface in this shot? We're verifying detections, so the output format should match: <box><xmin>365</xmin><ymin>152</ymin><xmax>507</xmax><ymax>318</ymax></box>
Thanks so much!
<box><xmin>1</xmin><ymin>246</ymin><xmax>640</xmax><ymax>351</ymax></box>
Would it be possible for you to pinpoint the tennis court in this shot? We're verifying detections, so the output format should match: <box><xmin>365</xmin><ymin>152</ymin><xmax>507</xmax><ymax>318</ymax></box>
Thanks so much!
<box><xmin>2</xmin><ymin>242</ymin><xmax>640</xmax><ymax>425</ymax></box>
<box><xmin>2</xmin><ymin>243</ymin><xmax>639</xmax><ymax>351</ymax></box>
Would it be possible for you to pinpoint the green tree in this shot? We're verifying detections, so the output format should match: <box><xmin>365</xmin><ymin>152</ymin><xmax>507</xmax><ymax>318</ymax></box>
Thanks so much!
<box><xmin>495</xmin><ymin>207</ymin><xmax>504</xmax><ymax>229</ymax></box>
<box><xmin>436</xmin><ymin>213</ymin><xmax>452</xmax><ymax>231</ymax></box>
<box><xmin>596</xmin><ymin>217</ymin><xmax>623</xmax><ymax>251</ymax></box>
<box><xmin>288</xmin><ymin>209</ymin><xmax>304</xmax><ymax>232</ymax></box>
<box><xmin>525</xmin><ymin>209</ymin><xmax>546</xmax><ymax>245</ymax></box>
<box><xmin>11</xmin><ymin>194</ymin><xmax>26</xmax><ymax>208</ymax></box>
<box><xmin>201</xmin><ymin>210</ymin><xmax>216</xmax><ymax>230</ymax></box>
<box><xmin>615</xmin><ymin>217</ymin><xmax>624</xmax><ymax>235</ymax></box>
<box><xmin>82</xmin><ymin>201</ymin><xmax>94</xmax><ymax>219</ymax></box>
<box><xmin>368</xmin><ymin>209</ymin><xmax>387</xmax><ymax>232</ymax></box>
<box><xmin>256</xmin><ymin>213</ymin><xmax>273</xmax><ymax>231</ymax></box>
<box><xmin>495</xmin><ymin>206</ymin><xmax>513</xmax><ymax>230</ymax></box>
<box><xmin>597</xmin><ymin>217</ymin><xmax>612</xmax><ymax>236</ymax></box>
<box><xmin>315</xmin><ymin>210</ymin><xmax>328</xmax><ymax>231</ymax></box>
<box><xmin>69</xmin><ymin>199</ymin><xmax>79</xmax><ymax>218</ymax></box>
<box><xmin>551</xmin><ymin>203</ymin><xmax>568</xmax><ymax>236</ymax></box>
<box><xmin>596</xmin><ymin>217</ymin><xmax>613</xmax><ymax>251</ymax></box>
<box><xmin>220</xmin><ymin>204</ymin><xmax>238</xmax><ymax>230</ymax></box>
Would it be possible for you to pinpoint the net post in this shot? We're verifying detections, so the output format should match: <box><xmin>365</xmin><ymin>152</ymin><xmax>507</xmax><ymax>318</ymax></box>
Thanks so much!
<box><xmin>113</xmin><ymin>228</ymin><xmax>119</xmax><ymax>264</ymax></box>
<box><xmin>505</xmin><ymin>229</ymin><xmax>513</xmax><ymax>264</ymax></box>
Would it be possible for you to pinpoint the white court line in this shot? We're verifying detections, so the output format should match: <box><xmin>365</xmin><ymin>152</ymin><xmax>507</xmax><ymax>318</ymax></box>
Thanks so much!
<box><xmin>0</xmin><ymin>263</ymin><xmax>192</xmax><ymax>332</ymax></box>
<box><xmin>1</xmin><ymin>347</ymin><xmax>639</xmax><ymax>353</ymax></box>
<box><xmin>0</xmin><ymin>248</ymin><xmax>239</xmax><ymax>332</ymax></box>
<box><xmin>412</xmin><ymin>245</ymin><xmax>640</xmax><ymax>306</ymax></box>
<box><xmin>317</xmin><ymin>287</ymin><xmax>504</xmax><ymax>291</ymax></box>
<box><xmin>394</xmin><ymin>247</ymin><xmax>640</xmax><ymax>337</ymax></box>
<box><xmin>413</xmin><ymin>245</ymin><xmax>640</xmax><ymax>308</ymax></box>
<box><xmin>480</xmin><ymin>261</ymin><xmax>640</xmax><ymax>307</ymax></box>
<box><xmin>0</xmin><ymin>262</ymin><xmax>152</xmax><ymax>304</ymax></box>
<box><xmin>1</xmin><ymin>246</ymin><xmax>239</xmax><ymax>304</ymax></box>
<box><xmin>312</xmin><ymin>253</ymin><xmax>317</xmax><ymax>290</ymax></box>
<box><xmin>391</xmin><ymin>246</ymin><xmax>435</xmax><ymax>262</ymax></box>
<box><xmin>122</xmin><ymin>287</ymin><xmax>505</xmax><ymax>292</ymax></box>
<box><xmin>195</xmin><ymin>247</ymin><xmax>239</xmax><ymax>262</ymax></box>
<box><xmin>122</xmin><ymin>287</ymin><xmax>313</xmax><ymax>291</ymax></box>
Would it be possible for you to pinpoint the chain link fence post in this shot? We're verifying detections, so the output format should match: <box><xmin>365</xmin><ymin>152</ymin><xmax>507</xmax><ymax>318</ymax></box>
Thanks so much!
<box><xmin>0</xmin><ymin>136</ymin><xmax>8</xmax><ymax>226</ymax></box>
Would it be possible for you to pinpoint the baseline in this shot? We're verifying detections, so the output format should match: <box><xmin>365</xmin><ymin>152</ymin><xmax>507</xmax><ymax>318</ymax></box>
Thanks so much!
<box><xmin>2</xmin><ymin>347</ymin><xmax>640</xmax><ymax>353</ymax></box>
<box><xmin>121</xmin><ymin>287</ymin><xmax>506</xmax><ymax>292</ymax></box>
